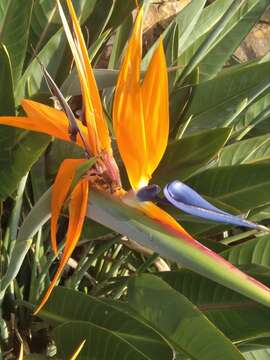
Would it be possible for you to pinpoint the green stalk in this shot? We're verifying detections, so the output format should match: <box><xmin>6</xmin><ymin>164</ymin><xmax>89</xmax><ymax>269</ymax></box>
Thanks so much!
<box><xmin>3</xmin><ymin>173</ymin><xmax>28</xmax><ymax>252</ymax></box>
<box><xmin>69</xmin><ymin>236</ymin><xmax>120</xmax><ymax>288</ymax></box>
<box><xmin>28</xmin><ymin>228</ymin><xmax>42</xmax><ymax>304</ymax></box>
<box><xmin>220</xmin><ymin>230</ymin><xmax>259</xmax><ymax>245</ymax></box>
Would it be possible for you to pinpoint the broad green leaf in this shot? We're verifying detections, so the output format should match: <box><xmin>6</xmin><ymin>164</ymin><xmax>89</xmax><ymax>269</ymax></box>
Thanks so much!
<box><xmin>53</xmin><ymin>320</ymin><xmax>159</xmax><ymax>360</ymax></box>
<box><xmin>18</xmin><ymin>188</ymin><xmax>270</xmax><ymax>308</ymax></box>
<box><xmin>249</xmin><ymin>204</ymin><xmax>270</xmax><ymax>223</ymax></box>
<box><xmin>239</xmin><ymin>338</ymin><xmax>270</xmax><ymax>355</ymax></box>
<box><xmin>221</xmin><ymin>235</ymin><xmax>270</xmax><ymax>275</ymax></box>
<box><xmin>187</xmin><ymin>164</ymin><xmax>270</xmax><ymax>211</ymax></box>
<box><xmin>198</xmin><ymin>0</ymin><xmax>269</xmax><ymax>81</ymax></box>
<box><xmin>0</xmin><ymin>239</ymin><xmax>32</xmax><ymax>299</ymax></box>
<box><xmin>243</xmin><ymin>348</ymin><xmax>270</xmax><ymax>360</ymax></box>
<box><xmin>106</xmin><ymin>0</ymin><xmax>137</xmax><ymax>30</ymax></box>
<box><xmin>176</xmin><ymin>0</ymin><xmax>247</xmax><ymax>84</ymax></box>
<box><xmin>84</xmin><ymin>0</ymin><xmax>114</xmax><ymax>42</ymax></box>
<box><xmin>0</xmin><ymin>131</ymin><xmax>50</xmax><ymax>200</ymax></box>
<box><xmin>29</xmin><ymin>0</ymin><xmax>93</xmax><ymax>54</ymax></box>
<box><xmin>185</xmin><ymin>61</ymin><xmax>270</xmax><ymax>132</ymax></box>
<box><xmin>234</xmin><ymin>93</ymin><xmax>270</xmax><ymax>135</ymax></box>
<box><xmin>179</xmin><ymin>0</ymin><xmax>233</xmax><ymax>54</ymax></box>
<box><xmin>28</xmin><ymin>1</ymin><xmax>59</xmax><ymax>55</ymax></box>
<box><xmin>62</xmin><ymin>68</ymin><xmax>119</xmax><ymax>96</ymax></box>
<box><xmin>142</xmin><ymin>0</ymin><xmax>207</xmax><ymax>69</ymax></box>
<box><xmin>45</xmin><ymin>139</ymin><xmax>87</xmax><ymax>180</ymax></box>
<box><xmin>217</xmin><ymin>135</ymin><xmax>270</xmax><ymax>166</ymax></box>
<box><xmin>237</xmin><ymin>106</ymin><xmax>270</xmax><ymax>139</ymax></box>
<box><xmin>0</xmin><ymin>44</ymin><xmax>15</xmax><ymax>115</ymax></box>
<box><xmin>0</xmin><ymin>0</ymin><xmax>34</xmax><ymax>85</ymax></box>
<box><xmin>159</xmin><ymin>270</ymin><xmax>270</xmax><ymax>342</ymax></box>
<box><xmin>40</xmin><ymin>287</ymin><xmax>172</xmax><ymax>360</ymax></box>
<box><xmin>108</xmin><ymin>15</ymin><xmax>133</xmax><ymax>69</ymax></box>
<box><xmin>153</xmin><ymin>128</ymin><xmax>231</xmax><ymax>185</ymax></box>
<box><xmin>15</xmin><ymin>29</ymin><xmax>66</xmax><ymax>103</ymax></box>
<box><xmin>128</xmin><ymin>274</ymin><xmax>244</xmax><ymax>360</ymax></box>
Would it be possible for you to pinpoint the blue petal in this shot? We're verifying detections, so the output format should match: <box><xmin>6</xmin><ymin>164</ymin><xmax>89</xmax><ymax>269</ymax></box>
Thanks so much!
<box><xmin>164</xmin><ymin>180</ymin><xmax>267</xmax><ymax>231</ymax></box>
<box><xmin>136</xmin><ymin>184</ymin><xmax>161</xmax><ymax>202</ymax></box>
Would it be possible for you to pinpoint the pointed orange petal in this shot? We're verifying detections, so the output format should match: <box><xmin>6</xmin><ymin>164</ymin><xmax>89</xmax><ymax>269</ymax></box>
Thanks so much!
<box><xmin>65</xmin><ymin>0</ymin><xmax>111</xmax><ymax>154</ymax></box>
<box><xmin>113</xmin><ymin>8</ymin><xmax>148</xmax><ymax>190</ymax></box>
<box><xmin>142</xmin><ymin>40</ymin><xmax>169</xmax><ymax>177</ymax></box>
<box><xmin>51</xmin><ymin>158</ymin><xmax>87</xmax><ymax>255</ymax></box>
<box><xmin>21</xmin><ymin>100</ymin><xmax>88</xmax><ymax>148</ymax></box>
<box><xmin>57</xmin><ymin>0</ymin><xmax>111</xmax><ymax>155</ymax></box>
<box><xmin>69</xmin><ymin>340</ymin><xmax>86</xmax><ymax>360</ymax></box>
<box><xmin>57</xmin><ymin>0</ymin><xmax>98</xmax><ymax>154</ymax></box>
<box><xmin>34</xmin><ymin>179</ymin><xmax>89</xmax><ymax>314</ymax></box>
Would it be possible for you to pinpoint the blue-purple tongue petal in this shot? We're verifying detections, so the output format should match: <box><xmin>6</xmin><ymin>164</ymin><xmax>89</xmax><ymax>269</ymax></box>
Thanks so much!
<box><xmin>164</xmin><ymin>180</ymin><xmax>268</xmax><ymax>231</ymax></box>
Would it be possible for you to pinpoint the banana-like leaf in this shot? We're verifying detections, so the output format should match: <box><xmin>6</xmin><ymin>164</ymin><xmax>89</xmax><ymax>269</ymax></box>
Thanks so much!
<box><xmin>198</xmin><ymin>0</ymin><xmax>270</xmax><ymax>81</ymax></box>
<box><xmin>218</xmin><ymin>135</ymin><xmax>270</xmax><ymax>166</ymax></box>
<box><xmin>185</xmin><ymin>60</ymin><xmax>270</xmax><ymax>132</ymax></box>
<box><xmin>38</xmin><ymin>287</ymin><xmax>173</xmax><ymax>360</ymax></box>
<box><xmin>53</xmin><ymin>321</ymin><xmax>161</xmax><ymax>360</ymax></box>
<box><xmin>0</xmin><ymin>44</ymin><xmax>50</xmax><ymax>200</ymax></box>
<box><xmin>158</xmin><ymin>270</ymin><xmax>270</xmax><ymax>343</ymax></box>
<box><xmin>128</xmin><ymin>274</ymin><xmax>244</xmax><ymax>360</ymax></box>
<box><xmin>153</xmin><ymin>128</ymin><xmax>231</xmax><ymax>185</ymax></box>
<box><xmin>15</xmin><ymin>29</ymin><xmax>66</xmax><ymax>103</ymax></box>
<box><xmin>234</xmin><ymin>93</ymin><xmax>270</xmax><ymax>135</ymax></box>
<box><xmin>0</xmin><ymin>0</ymin><xmax>34</xmax><ymax>85</ymax></box>
<box><xmin>222</xmin><ymin>234</ymin><xmax>270</xmax><ymax>275</ymax></box>
<box><xmin>187</xmin><ymin>163</ymin><xmax>270</xmax><ymax>212</ymax></box>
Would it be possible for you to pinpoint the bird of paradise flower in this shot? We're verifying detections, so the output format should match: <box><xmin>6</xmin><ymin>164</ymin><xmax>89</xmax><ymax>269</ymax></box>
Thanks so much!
<box><xmin>0</xmin><ymin>0</ymin><xmax>269</xmax><ymax>314</ymax></box>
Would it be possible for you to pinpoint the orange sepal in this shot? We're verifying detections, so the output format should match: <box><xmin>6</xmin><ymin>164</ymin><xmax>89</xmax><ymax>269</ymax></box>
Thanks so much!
<box><xmin>51</xmin><ymin>158</ymin><xmax>87</xmax><ymax>255</ymax></box>
<box><xmin>140</xmin><ymin>202</ymin><xmax>194</xmax><ymax>241</ymax></box>
<box><xmin>34</xmin><ymin>179</ymin><xmax>89</xmax><ymax>315</ymax></box>
<box><xmin>21</xmin><ymin>100</ymin><xmax>88</xmax><ymax>147</ymax></box>
<box><xmin>142</xmin><ymin>40</ymin><xmax>169</xmax><ymax>177</ymax></box>
<box><xmin>121</xmin><ymin>190</ymin><xmax>193</xmax><ymax>241</ymax></box>
<box><xmin>0</xmin><ymin>100</ymin><xmax>88</xmax><ymax>147</ymax></box>
<box><xmin>113</xmin><ymin>8</ymin><xmax>147</xmax><ymax>190</ymax></box>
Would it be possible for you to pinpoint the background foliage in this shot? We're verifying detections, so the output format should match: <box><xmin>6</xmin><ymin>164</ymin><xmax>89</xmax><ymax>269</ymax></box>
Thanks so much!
<box><xmin>0</xmin><ymin>0</ymin><xmax>270</xmax><ymax>359</ymax></box>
